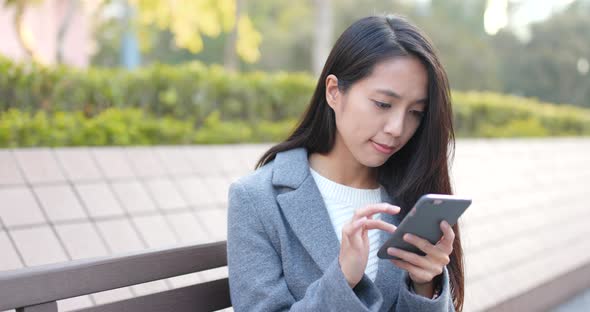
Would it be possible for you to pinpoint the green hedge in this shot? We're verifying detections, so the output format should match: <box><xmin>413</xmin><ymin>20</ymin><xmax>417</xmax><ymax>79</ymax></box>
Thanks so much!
<box><xmin>1</xmin><ymin>102</ymin><xmax>587</xmax><ymax>147</ymax></box>
<box><xmin>0</xmin><ymin>57</ymin><xmax>314</xmax><ymax>124</ymax></box>
<box><xmin>0</xmin><ymin>108</ymin><xmax>297</xmax><ymax>147</ymax></box>
<box><xmin>453</xmin><ymin>92</ymin><xmax>590</xmax><ymax>137</ymax></box>
<box><xmin>0</xmin><ymin>57</ymin><xmax>589</xmax><ymax>147</ymax></box>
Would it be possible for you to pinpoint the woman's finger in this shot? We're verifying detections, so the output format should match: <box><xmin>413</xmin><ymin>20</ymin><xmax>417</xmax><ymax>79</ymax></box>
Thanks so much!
<box><xmin>437</xmin><ymin>221</ymin><xmax>455</xmax><ymax>253</ymax></box>
<box><xmin>353</xmin><ymin>203</ymin><xmax>400</xmax><ymax>221</ymax></box>
<box><xmin>404</xmin><ymin>233</ymin><xmax>451</xmax><ymax>265</ymax></box>
<box><xmin>390</xmin><ymin>259</ymin><xmax>435</xmax><ymax>283</ymax></box>
<box><xmin>442</xmin><ymin>221</ymin><xmax>455</xmax><ymax>241</ymax></box>
<box><xmin>387</xmin><ymin>247</ymin><xmax>433</xmax><ymax>270</ymax></box>
<box><xmin>344</xmin><ymin>216</ymin><xmax>367</xmax><ymax>237</ymax></box>
<box><xmin>363</xmin><ymin>219</ymin><xmax>397</xmax><ymax>233</ymax></box>
<box><xmin>403</xmin><ymin>233</ymin><xmax>437</xmax><ymax>255</ymax></box>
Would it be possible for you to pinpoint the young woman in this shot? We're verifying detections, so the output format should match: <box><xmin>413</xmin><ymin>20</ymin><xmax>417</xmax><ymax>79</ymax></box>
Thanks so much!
<box><xmin>227</xmin><ymin>14</ymin><xmax>464</xmax><ymax>312</ymax></box>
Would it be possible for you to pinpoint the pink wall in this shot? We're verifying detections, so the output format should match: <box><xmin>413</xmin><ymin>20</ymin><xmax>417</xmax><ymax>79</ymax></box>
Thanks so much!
<box><xmin>0</xmin><ymin>0</ymin><xmax>95</xmax><ymax>67</ymax></box>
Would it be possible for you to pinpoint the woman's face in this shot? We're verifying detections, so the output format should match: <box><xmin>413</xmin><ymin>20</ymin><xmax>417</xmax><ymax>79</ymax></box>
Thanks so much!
<box><xmin>325</xmin><ymin>55</ymin><xmax>428</xmax><ymax>168</ymax></box>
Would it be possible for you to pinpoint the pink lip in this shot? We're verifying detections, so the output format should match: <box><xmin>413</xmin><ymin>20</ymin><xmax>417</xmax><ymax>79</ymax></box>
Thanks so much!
<box><xmin>371</xmin><ymin>141</ymin><xmax>395</xmax><ymax>154</ymax></box>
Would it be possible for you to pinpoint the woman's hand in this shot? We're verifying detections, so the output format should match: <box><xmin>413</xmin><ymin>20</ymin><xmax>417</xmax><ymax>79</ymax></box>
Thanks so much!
<box><xmin>339</xmin><ymin>203</ymin><xmax>400</xmax><ymax>288</ymax></box>
<box><xmin>387</xmin><ymin>220</ymin><xmax>455</xmax><ymax>286</ymax></box>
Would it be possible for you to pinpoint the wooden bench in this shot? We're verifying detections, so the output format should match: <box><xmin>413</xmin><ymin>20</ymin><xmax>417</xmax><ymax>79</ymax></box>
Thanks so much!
<box><xmin>0</xmin><ymin>241</ymin><xmax>230</xmax><ymax>312</ymax></box>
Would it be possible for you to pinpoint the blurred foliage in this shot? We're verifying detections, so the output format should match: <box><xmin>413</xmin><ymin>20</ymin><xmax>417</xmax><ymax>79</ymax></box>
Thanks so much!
<box><xmin>0</xmin><ymin>108</ymin><xmax>192</xmax><ymax>146</ymax></box>
<box><xmin>90</xmin><ymin>0</ymin><xmax>261</xmax><ymax>66</ymax></box>
<box><xmin>130</xmin><ymin>0</ymin><xmax>234</xmax><ymax>53</ymax></box>
<box><xmin>453</xmin><ymin>91</ymin><xmax>590</xmax><ymax>137</ymax></box>
<box><xmin>91</xmin><ymin>0</ymin><xmax>590</xmax><ymax>108</ymax></box>
<box><xmin>0</xmin><ymin>57</ymin><xmax>589</xmax><ymax>147</ymax></box>
<box><xmin>0</xmin><ymin>95</ymin><xmax>587</xmax><ymax>147</ymax></box>
<box><xmin>0</xmin><ymin>56</ymin><xmax>314</xmax><ymax>124</ymax></box>
<box><xmin>493</xmin><ymin>3</ymin><xmax>590</xmax><ymax>108</ymax></box>
<box><xmin>0</xmin><ymin>108</ymin><xmax>297</xmax><ymax>147</ymax></box>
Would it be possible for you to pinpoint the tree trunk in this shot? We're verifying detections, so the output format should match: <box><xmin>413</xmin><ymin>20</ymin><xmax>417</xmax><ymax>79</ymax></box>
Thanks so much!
<box><xmin>312</xmin><ymin>0</ymin><xmax>332</xmax><ymax>77</ymax></box>
<box><xmin>13</xmin><ymin>1</ymin><xmax>40</xmax><ymax>62</ymax></box>
<box><xmin>56</xmin><ymin>0</ymin><xmax>77</xmax><ymax>64</ymax></box>
<box><xmin>224</xmin><ymin>0</ymin><xmax>243</xmax><ymax>72</ymax></box>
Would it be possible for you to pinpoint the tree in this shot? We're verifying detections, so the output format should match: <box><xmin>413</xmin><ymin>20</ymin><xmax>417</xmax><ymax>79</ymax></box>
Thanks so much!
<box><xmin>56</xmin><ymin>0</ymin><xmax>76</xmax><ymax>64</ymax></box>
<box><xmin>494</xmin><ymin>1</ymin><xmax>590</xmax><ymax>107</ymax></box>
<box><xmin>242</xmin><ymin>0</ymin><xmax>314</xmax><ymax>72</ymax></box>
<box><xmin>223</xmin><ymin>0</ymin><xmax>242</xmax><ymax>71</ymax></box>
<box><xmin>129</xmin><ymin>0</ymin><xmax>261</xmax><ymax>66</ymax></box>
<box><xmin>312</xmin><ymin>0</ymin><xmax>332</xmax><ymax>77</ymax></box>
<box><xmin>3</xmin><ymin>0</ymin><xmax>43</xmax><ymax>63</ymax></box>
<box><xmin>415</xmin><ymin>0</ymin><xmax>502</xmax><ymax>92</ymax></box>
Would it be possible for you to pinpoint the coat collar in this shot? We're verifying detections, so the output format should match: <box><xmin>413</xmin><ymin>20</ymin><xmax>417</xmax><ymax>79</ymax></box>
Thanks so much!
<box><xmin>272</xmin><ymin>147</ymin><xmax>403</xmax><ymax>309</ymax></box>
<box><xmin>271</xmin><ymin>147</ymin><xmax>309</xmax><ymax>189</ymax></box>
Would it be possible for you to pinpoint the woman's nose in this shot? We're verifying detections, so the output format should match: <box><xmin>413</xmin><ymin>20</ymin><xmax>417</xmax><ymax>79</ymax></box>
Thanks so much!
<box><xmin>383</xmin><ymin>112</ymin><xmax>405</xmax><ymax>138</ymax></box>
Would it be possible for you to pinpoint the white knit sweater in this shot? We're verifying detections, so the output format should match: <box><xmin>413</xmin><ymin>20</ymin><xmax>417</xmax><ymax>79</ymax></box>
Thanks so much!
<box><xmin>310</xmin><ymin>168</ymin><xmax>383</xmax><ymax>281</ymax></box>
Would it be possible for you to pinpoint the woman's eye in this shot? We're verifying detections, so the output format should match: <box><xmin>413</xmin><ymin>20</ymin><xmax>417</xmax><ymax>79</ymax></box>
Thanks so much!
<box><xmin>373</xmin><ymin>100</ymin><xmax>391</xmax><ymax>109</ymax></box>
<box><xmin>411</xmin><ymin>110</ymin><xmax>425</xmax><ymax>118</ymax></box>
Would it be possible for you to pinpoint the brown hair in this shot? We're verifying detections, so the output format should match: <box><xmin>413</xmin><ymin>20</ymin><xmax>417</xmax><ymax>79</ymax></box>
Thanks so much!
<box><xmin>256</xmin><ymin>15</ymin><xmax>464</xmax><ymax>311</ymax></box>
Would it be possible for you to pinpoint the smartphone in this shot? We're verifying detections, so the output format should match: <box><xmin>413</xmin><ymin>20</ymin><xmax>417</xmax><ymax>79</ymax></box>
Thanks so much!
<box><xmin>377</xmin><ymin>194</ymin><xmax>471</xmax><ymax>260</ymax></box>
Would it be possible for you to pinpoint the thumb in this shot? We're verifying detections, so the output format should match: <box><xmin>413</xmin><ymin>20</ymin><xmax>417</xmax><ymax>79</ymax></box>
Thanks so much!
<box><xmin>351</xmin><ymin>216</ymin><xmax>367</xmax><ymax>233</ymax></box>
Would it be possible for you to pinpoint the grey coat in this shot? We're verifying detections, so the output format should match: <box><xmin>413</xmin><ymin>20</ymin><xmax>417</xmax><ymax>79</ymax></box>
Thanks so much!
<box><xmin>227</xmin><ymin>147</ymin><xmax>455</xmax><ymax>311</ymax></box>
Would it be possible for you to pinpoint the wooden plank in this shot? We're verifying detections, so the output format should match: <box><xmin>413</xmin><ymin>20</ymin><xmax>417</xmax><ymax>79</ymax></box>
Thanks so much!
<box><xmin>0</xmin><ymin>241</ymin><xmax>226</xmax><ymax>311</ymax></box>
<box><xmin>16</xmin><ymin>301</ymin><xmax>58</xmax><ymax>312</ymax></box>
<box><xmin>73</xmin><ymin>279</ymin><xmax>231</xmax><ymax>312</ymax></box>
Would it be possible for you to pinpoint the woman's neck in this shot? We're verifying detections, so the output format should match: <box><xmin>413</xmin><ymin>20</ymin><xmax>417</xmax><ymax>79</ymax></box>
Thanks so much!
<box><xmin>308</xmin><ymin>146</ymin><xmax>379</xmax><ymax>190</ymax></box>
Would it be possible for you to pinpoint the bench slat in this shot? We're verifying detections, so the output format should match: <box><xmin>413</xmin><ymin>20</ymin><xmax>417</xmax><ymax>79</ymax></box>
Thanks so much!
<box><xmin>16</xmin><ymin>301</ymin><xmax>58</xmax><ymax>312</ymax></box>
<box><xmin>0</xmin><ymin>241</ymin><xmax>227</xmax><ymax>311</ymax></box>
<box><xmin>72</xmin><ymin>278</ymin><xmax>231</xmax><ymax>312</ymax></box>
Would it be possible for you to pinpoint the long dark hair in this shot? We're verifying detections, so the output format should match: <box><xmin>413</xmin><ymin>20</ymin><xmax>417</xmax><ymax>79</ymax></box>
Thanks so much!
<box><xmin>256</xmin><ymin>15</ymin><xmax>464</xmax><ymax>311</ymax></box>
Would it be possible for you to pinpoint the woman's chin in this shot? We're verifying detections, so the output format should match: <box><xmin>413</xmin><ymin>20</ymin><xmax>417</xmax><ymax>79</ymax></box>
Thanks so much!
<box><xmin>359</xmin><ymin>154</ymin><xmax>390</xmax><ymax>168</ymax></box>
<box><xmin>356</xmin><ymin>145</ymin><xmax>393</xmax><ymax>167</ymax></box>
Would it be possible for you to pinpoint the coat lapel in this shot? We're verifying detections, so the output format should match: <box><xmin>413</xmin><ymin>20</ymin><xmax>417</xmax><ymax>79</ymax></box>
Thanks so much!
<box><xmin>273</xmin><ymin>148</ymin><xmax>340</xmax><ymax>272</ymax></box>
<box><xmin>276</xmin><ymin>177</ymin><xmax>341</xmax><ymax>271</ymax></box>
<box><xmin>374</xmin><ymin>188</ymin><xmax>404</xmax><ymax>310</ymax></box>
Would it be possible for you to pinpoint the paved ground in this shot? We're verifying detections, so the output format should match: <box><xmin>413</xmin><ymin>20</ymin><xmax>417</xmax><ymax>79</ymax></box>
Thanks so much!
<box><xmin>453</xmin><ymin>138</ymin><xmax>590</xmax><ymax>311</ymax></box>
<box><xmin>552</xmin><ymin>288</ymin><xmax>590</xmax><ymax>312</ymax></box>
<box><xmin>1</xmin><ymin>138</ymin><xmax>589</xmax><ymax>311</ymax></box>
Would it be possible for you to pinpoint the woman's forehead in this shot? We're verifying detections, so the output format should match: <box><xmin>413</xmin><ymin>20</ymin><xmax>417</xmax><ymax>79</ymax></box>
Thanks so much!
<box><xmin>358</xmin><ymin>56</ymin><xmax>428</xmax><ymax>100</ymax></box>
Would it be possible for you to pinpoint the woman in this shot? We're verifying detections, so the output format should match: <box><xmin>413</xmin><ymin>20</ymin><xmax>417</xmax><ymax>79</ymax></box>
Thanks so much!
<box><xmin>227</xmin><ymin>14</ymin><xmax>464</xmax><ymax>311</ymax></box>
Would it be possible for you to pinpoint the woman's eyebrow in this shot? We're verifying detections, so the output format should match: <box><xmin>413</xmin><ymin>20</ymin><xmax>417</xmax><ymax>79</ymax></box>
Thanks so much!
<box><xmin>375</xmin><ymin>88</ymin><xmax>427</xmax><ymax>104</ymax></box>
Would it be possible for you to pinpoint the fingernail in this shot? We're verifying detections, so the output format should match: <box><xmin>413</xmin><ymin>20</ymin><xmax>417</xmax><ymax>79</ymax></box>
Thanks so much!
<box><xmin>404</xmin><ymin>234</ymin><xmax>412</xmax><ymax>240</ymax></box>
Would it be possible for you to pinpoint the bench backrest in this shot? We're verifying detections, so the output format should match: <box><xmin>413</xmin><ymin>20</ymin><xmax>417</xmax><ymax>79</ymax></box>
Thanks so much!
<box><xmin>0</xmin><ymin>241</ymin><xmax>230</xmax><ymax>312</ymax></box>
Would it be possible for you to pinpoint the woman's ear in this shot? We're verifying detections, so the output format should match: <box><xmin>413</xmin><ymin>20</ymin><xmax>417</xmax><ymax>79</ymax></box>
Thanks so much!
<box><xmin>325</xmin><ymin>74</ymin><xmax>340</xmax><ymax>110</ymax></box>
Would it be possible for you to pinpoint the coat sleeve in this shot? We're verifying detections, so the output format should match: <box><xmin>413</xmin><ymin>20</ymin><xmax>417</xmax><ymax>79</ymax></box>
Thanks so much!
<box><xmin>392</xmin><ymin>265</ymin><xmax>456</xmax><ymax>312</ymax></box>
<box><xmin>227</xmin><ymin>181</ymin><xmax>384</xmax><ymax>312</ymax></box>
